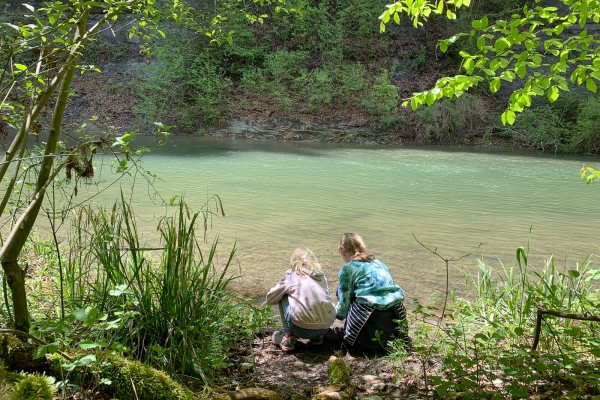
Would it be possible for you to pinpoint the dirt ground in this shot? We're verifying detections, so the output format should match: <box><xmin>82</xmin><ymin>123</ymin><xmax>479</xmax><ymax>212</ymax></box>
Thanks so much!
<box><xmin>219</xmin><ymin>323</ymin><xmax>425</xmax><ymax>400</ymax></box>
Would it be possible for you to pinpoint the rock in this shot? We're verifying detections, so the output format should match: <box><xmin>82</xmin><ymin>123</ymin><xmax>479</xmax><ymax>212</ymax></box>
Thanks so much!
<box><xmin>362</xmin><ymin>375</ymin><xmax>378</xmax><ymax>382</ymax></box>
<box><xmin>227</xmin><ymin>388</ymin><xmax>279</xmax><ymax>400</ymax></box>
<box><xmin>358</xmin><ymin>396</ymin><xmax>383</xmax><ymax>400</ymax></box>
<box><xmin>371</xmin><ymin>383</ymin><xmax>386</xmax><ymax>391</ymax></box>
<box><xmin>312</xmin><ymin>384</ymin><xmax>355</xmax><ymax>400</ymax></box>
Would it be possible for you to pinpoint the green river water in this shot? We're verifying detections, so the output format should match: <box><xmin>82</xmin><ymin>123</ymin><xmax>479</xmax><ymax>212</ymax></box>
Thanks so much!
<box><xmin>36</xmin><ymin>137</ymin><xmax>600</xmax><ymax>303</ymax></box>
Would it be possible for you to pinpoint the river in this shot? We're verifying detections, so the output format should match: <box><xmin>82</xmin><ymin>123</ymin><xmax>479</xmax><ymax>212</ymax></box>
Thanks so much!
<box><xmin>33</xmin><ymin>136</ymin><xmax>600</xmax><ymax>304</ymax></box>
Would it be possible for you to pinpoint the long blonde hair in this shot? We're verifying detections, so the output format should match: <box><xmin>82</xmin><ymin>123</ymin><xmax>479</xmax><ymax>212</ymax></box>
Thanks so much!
<box><xmin>338</xmin><ymin>233</ymin><xmax>375</xmax><ymax>262</ymax></box>
<box><xmin>290</xmin><ymin>248</ymin><xmax>322</xmax><ymax>275</ymax></box>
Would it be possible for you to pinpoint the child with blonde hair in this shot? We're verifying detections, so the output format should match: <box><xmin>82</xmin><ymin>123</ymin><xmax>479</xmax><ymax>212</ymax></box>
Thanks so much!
<box><xmin>264</xmin><ymin>248</ymin><xmax>336</xmax><ymax>351</ymax></box>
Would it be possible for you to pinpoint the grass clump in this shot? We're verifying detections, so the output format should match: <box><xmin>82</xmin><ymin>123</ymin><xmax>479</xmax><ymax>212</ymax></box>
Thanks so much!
<box><xmin>390</xmin><ymin>245</ymin><xmax>600</xmax><ymax>398</ymax></box>
<box><xmin>19</xmin><ymin>195</ymin><xmax>272</xmax><ymax>397</ymax></box>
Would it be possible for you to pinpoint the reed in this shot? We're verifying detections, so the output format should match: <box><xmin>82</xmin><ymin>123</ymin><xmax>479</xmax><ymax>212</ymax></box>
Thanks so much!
<box><xmin>55</xmin><ymin>194</ymin><xmax>270</xmax><ymax>381</ymax></box>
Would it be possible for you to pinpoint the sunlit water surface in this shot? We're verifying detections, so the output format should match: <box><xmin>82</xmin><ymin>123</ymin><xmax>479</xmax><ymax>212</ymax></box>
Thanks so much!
<box><xmin>34</xmin><ymin>137</ymin><xmax>600</xmax><ymax>303</ymax></box>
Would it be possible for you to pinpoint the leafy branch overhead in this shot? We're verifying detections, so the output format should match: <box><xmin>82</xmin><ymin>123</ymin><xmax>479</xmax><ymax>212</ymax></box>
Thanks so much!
<box><xmin>380</xmin><ymin>0</ymin><xmax>600</xmax><ymax>124</ymax></box>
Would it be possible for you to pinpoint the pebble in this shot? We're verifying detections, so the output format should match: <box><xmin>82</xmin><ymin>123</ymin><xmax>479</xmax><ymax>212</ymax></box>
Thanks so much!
<box><xmin>358</xmin><ymin>396</ymin><xmax>383</xmax><ymax>400</ymax></box>
<box><xmin>371</xmin><ymin>382</ymin><xmax>386</xmax><ymax>391</ymax></box>
<box><xmin>362</xmin><ymin>375</ymin><xmax>378</xmax><ymax>382</ymax></box>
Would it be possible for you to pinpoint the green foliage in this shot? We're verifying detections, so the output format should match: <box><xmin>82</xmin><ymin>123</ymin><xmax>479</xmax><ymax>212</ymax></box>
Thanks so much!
<box><xmin>132</xmin><ymin>32</ymin><xmax>231</xmax><ymax>132</ymax></box>
<box><xmin>382</xmin><ymin>0</ymin><xmax>600</xmax><ymax>125</ymax></box>
<box><xmin>335</xmin><ymin>63</ymin><xmax>369</xmax><ymax>101</ymax></box>
<box><xmin>296</xmin><ymin>68</ymin><xmax>334</xmax><ymax>112</ymax></box>
<box><xmin>496</xmin><ymin>94</ymin><xmax>600</xmax><ymax>153</ymax></box>
<box><xmin>392</xmin><ymin>243</ymin><xmax>600</xmax><ymax>398</ymax></box>
<box><xmin>362</xmin><ymin>71</ymin><xmax>398</xmax><ymax>117</ymax></box>
<box><xmin>568</xmin><ymin>96</ymin><xmax>600</xmax><ymax>153</ymax></box>
<box><xmin>51</xmin><ymin>196</ymin><xmax>272</xmax><ymax>381</ymax></box>
<box><xmin>264</xmin><ymin>50</ymin><xmax>309</xmax><ymax>86</ymax></box>
<box><xmin>415</xmin><ymin>93</ymin><xmax>489</xmax><ymax>144</ymax></box>
<box><xmin>337</xmin><ymin>0</ymin><xmax>389</xmax><ymax>39</ymax></box>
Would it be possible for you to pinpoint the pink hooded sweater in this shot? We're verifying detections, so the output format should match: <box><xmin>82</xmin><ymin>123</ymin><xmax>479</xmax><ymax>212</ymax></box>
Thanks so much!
<box><xmin>265</xmin><ymin>268</ymin><xmax>337</xmax><ymax>330</ymax></box>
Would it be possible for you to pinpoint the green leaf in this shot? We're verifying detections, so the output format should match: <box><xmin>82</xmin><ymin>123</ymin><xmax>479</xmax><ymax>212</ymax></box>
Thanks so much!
<box><xmin>33</xmin><ymin>345</ymin><xmax>48</xmax><ymax>359</ymax></box>
<box><xmin>490</xmin><ymin>77</ymin><xmax>501</xmax><ymax>93</ymax></box>
<box><xmin>516</xmin><ymin>65</ymin><xmax>526</xmax><ymax>79</ymax></box>
<box><xmin>568</xmin><ymin>269</ymin><xmax>581</xmax><ymax>279</ymax></box>
<box><xmin>514</xmin><ymin>327</ymin><xmax>524</xmax><ymax>336</ymax></box>
<box><xmin>472</xmin><ymin>19</ymin><xmax>482</xmax><ymax>29</ymax></box>
<box><xmin>78</xmin><ymin>339</ymin><xmax>102</xmax><ymax>350</ymax></box>
<box><xmin>502</xmin><ymin>109</ymin><xmax>516</xmax><ymax>125</ymax></box>
<box><xmin>480</xmin><ymin>16</ymin><xmax>488</xmax><ymax>29</ymax></box>
<box><xmin>586</xmin><ymin>78</ymin><xmax>597</xmax><ymax>93</ymax></box>
<box><xmin>14</xmin><ymin>64</ymin><xmax>27</xmax><ymax>71</ymax></box>
<box><xmin>425</xmin><ymin>91</ymin><xmax>435</xmax><ymax>106</ymax></box>
<box><xmin>477</xmin><ymin>36</ymin><xmax>485</xmax><ymax>50</ymax></box>
<box><xmin>494</xmin><ymin>38</ymin><xmax>510</xmax><ymax>52</ymax></box>
<box><xmin>439</xmin><ymin>40</ymin><xmax>448</xmax><ymax>53</ymax></box>
<box><xmin>71</xmin><ymin>308</ymin><xmax>88</xmax><ymax>322</ymax></box>
<box><xmin>410</xmin><ymin>96</ymin><xmax>419</xmax><ymax>110</ymax></box>
<box><xmin>548</xmin><ymin>86</ymin><xmax>559</xmax><ymax>102</ymax></box>
<box><xmin>381</xmin><ymin>10</ymin><xmax>390</xmax><ymax>24</ymax></box>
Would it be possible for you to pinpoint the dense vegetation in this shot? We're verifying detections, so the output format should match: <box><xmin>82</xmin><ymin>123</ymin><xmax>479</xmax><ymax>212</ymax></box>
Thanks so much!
<box><xmin>1</xmin><ymin>0</ymin><xmax>600</xmax><ymax>398</ymax></box>
<box><xmin>76</xmin><ymin>0</ymin><xmax>600</xmax><ymax>152</ymax></box>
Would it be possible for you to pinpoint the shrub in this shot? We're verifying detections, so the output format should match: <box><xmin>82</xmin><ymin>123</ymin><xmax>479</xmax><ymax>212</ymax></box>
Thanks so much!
<box><xmin>416</xmin><ymin>94</ymin><xmax>489</xmax><ymax>144</ymax></box>
<box><xmin>295</xmin><ymin>68</ymin><xmax>335</xmax><ymax>111</ymax></box>
<box><xmin>508</xmin><ymin>106</ymin><xmax>570</xmax><ymax>152</ymax></box>
<box><xmin>132</xmin><ymin>33</ymin><xmax>230</xmax><ymax>132</ymax></box>
<box><xmin>264</xmin><ymin>50</ymin><xmax>309</xmax><ymax>86</ymax></box>
<box><xmin>362</xmin><ymin>71</ymin><xmax>398</xmax><ymax>117</ymax></box>
<box><xmin>569</xmin><ymin>96</ymin><xmax>600</xmax><ymax>154</ymax></box>
<box><xmin>334</xmin><ymin>63</ymin><xmax>369</xmax><ymax>104</ymax></box>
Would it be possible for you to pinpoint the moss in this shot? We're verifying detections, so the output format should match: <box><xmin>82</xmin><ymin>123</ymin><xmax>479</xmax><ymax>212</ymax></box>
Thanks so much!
<box><xmin>48</xmin><ymin>351</ymin><xmax>196</xmax><ymax>400</ymax></box>
<box><xmin>12</xmin><ymin>373</ymin><xmax>56</xmax><ymax>400</ymax></box>
<box><xmin>327</xmin><ymin>356</ymin><xmax>351</xmax><ymax>385</ymax></box>
<box><xmin>0</xmin><ymin>362</ymin><xmax>55</xmax><ymax>400</ymax></box>
<box><xmin>98</xmin><ymin>353</ymin><xmax>196</xmax><ymax>400</ymax></box>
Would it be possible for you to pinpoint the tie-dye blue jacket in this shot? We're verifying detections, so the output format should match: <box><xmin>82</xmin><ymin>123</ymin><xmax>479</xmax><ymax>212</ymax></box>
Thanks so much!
<box><xmin>335</xmin><ymin>258</ymin><xmax>405</xmax><ymax>320</ymax></box>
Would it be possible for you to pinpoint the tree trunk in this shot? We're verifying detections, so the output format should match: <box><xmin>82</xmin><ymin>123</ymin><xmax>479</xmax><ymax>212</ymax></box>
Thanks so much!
<box><xmin>0</xmin><ymin>10</ymin><xmax>89</xmax><ymax>333</ymax></box>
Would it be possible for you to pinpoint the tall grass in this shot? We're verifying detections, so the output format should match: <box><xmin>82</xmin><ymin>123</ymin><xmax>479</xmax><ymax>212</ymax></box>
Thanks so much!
<box><xmin>394</xmin><ymin>246</ymin><xmax>600</xmax><ymax>398</ymax></box>
<box><xmin>29</xmin><ymin>195</ymin><xmax>271</xmax><ymax>383</ymax></box>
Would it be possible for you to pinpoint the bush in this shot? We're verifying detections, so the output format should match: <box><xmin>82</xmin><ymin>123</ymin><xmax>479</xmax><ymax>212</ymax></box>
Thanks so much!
<box><xmin>362</xmin><ymin>71</ymin><xmax>398</xmax><ymax>117</ymax></box>
<box><xmin>507</xmin><ymin>106</ymin><xmax>569</xmax><ymax>152</ymax></box>
<box><xmin>416</xmin><ymin>94</ymin><xmax>489</xmax><ymax>144</ymax></box>
<box><xmin>132</xmin><ymin>32</ymin><xmax>231</xmax><ymax>132</ymax></box>
<box><xmin>295</xmin><ymin>68</ymin><xmax>335</xmax><ymax>112</ymax></box>
<box><xmin>264</xmin><ymin>50</ymin><xmax>309</xmax><ymax>86</ymax></box>
<box><xmin>334</xmin><ymin>63</ymin><xmax>369</xmax><ymax>104</ymax></box>
<box><xmin>569</xmin><ymin>96</ymin><xmax>600</xmax><ymax>154</ymax></box>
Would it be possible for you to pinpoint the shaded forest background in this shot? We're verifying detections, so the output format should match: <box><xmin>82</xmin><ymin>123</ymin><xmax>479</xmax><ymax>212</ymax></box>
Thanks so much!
<box><xmin>5</xmin><ymin>0</ymin><xmax>600</xmax><ymax>152</ymax></box>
